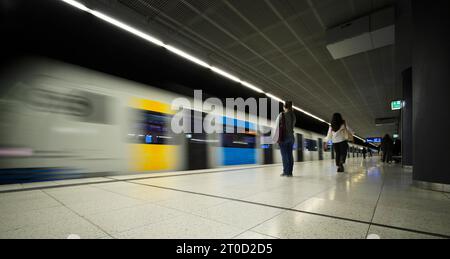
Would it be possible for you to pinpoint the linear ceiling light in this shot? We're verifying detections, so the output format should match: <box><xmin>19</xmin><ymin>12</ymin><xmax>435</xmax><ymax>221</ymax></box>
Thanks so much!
<box><xmin>61</xmin><ymin>0</ymin><xmax>89</xmax><ymax>12</ymax></box>
<box><xmin>59</xmin><ymin>0</ymin><xmax>367</xmax><ymax>138</ymax></box>
<box><xmin>265</xmin><ymin>93</ymin><xmax>285</xmax><ymax>104</ymax></box>
<box><xmin>354</xmin><ymin>135</ymin><xmax>366</xmax><ymax>142</ymax></box>
<box><xmin>165</xmin><ymin>45</ymin><xmax>210</xmax><ymax>68</ymax></box>
<box><xmin>293</xmin><ymin>106</ymin><xmax>329</xmax><ymax>124</ymax></box>
<box><xmin>210</xmin><ymin>67</ymin><xmax>241</xmax><ymax>83</ymax></box>
<box><xmin>90</xmin><ymin>10</ymin><xmax>164</xmax><ymax>47</ymax></box>
<box><xmin>241</xmin><ymin>81</ymin><xmax>264</xmax><ymax>93</ymax></box>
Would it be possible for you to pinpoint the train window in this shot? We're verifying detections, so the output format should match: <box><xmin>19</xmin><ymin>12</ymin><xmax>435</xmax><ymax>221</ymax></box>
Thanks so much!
<box><xmin>26</xmin><ymin>87</ymin><xmax>116</xmax><ymax>124</ymax></box>
<box><xmin>217</xmin><ymin>116</ymin><xmax>257</xmax><ymax>149</ymax></box>
<box><xmin>221</xmin><ymin>133</ymin><xmax>256</xmax><ymax>149</ymax></box>
<box><xmin>186</xmin><ymin>110</ymin><xmax>217</xmax><ymax>144</ymax></box>
<box><xmin>81</xmin><ymin>92</ymin><xmax>116</xmax><ymax>124</ymax></box>
<box><xmin>304</xmin><ymin>139</ymin><xmax>318</xmax><ymax>151</ymax></box>
<box><xmin>24</xmin><ymin>74</ymin><xmax>116</xmax><ymax>125</ymax></box>
<box><xmin>27</xmin><ymin>88</ymin><xmax>92</xmax><ymax>117</ymax></box>
<box><xmin>128</xmin><ymin>109</ymin><xmax>175</xmax><ymax>145</ymax></box>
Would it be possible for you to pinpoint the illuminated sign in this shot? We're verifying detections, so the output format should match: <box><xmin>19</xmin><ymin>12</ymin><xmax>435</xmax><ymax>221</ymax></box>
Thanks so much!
<box><xmin>366</xmin><ymin>137</ymin><xmax>382</xmax><ymax>144</ymax></box>
<box><xmin>391</xmin><ymin>100</ymin><xmax>403</xmax><ymax>111</ymax></box>
<box><xmin>393</xmin><ymin>134</ymin><xmax>399</xmax><ymax>139</ymax></box>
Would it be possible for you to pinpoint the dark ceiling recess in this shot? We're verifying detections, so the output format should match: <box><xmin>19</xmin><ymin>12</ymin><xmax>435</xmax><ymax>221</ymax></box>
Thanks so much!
<box><xmin>0</xmin><ymin>0</ymin><xmax>329</xmax><ymax>135</ymax></box>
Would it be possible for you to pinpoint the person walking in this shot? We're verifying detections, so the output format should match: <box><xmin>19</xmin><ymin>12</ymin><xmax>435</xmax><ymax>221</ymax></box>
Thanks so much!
<box><xmin>326</xmin><ymin>113</ymin><xmax>354</xmax><ymax>173</ymax></box>
<box><xmin>381</xmin><ymin>134</ymin><xmax>393</xmax><ymax>163</ymax></box>
<box><xmin>273</xmin><ymin>101</ymin><xmax>296</xmax><ymax>177</ymax></box>
<box><xmin>362</xmin><ymin>147</ymin><xmax>367</xmax><ymax>160</ymax></box>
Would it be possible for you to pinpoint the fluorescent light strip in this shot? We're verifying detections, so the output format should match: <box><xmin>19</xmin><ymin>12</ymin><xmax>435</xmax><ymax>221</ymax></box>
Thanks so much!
<box><xmin>265</xmin><ymin>93</ymin><xmax>285</xmax><ymax>104</ymax></box>
<box><xmin>354</xmin><ymin>135</ymin><xmax>366</xmax><ymax>142</ymax></box>
<box><xmin>90</xmin><ymin>11</ymin><xmax>164</xmax><ymax>47</ymax></box>
<box><xmin>210</xmin><ymin>67</ymin><xmax>241</xmax><ymax>83</ymax></box>
<box><xmin>165</xmin><ymin>45</ymin><xmax>210</xmax><ymax>68</ymax></box>
<box><xmin>241</xmin><ymin>81</ymin><xmax>264</xmax><ymax>93</ymax></box>
<box><xmin>61</xmin><ymin>0</ymin><xmax>90</xmax><ymax>12</ymax></box>
<box><xmin>60</xmin><ymin>0</ymin><xmax>368</xmax><ymax>139</ymax></box>
<box><xmin>293</xmin><ymin>106</ymin><xmax>328</xmax><ymax>124</ymax></box>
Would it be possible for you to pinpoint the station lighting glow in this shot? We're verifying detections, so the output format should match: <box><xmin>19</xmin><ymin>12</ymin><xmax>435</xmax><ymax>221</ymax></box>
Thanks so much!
<box><xmin>265</xmin><ymin>93</ymin><xmax>285</xmax><ymax>104</ymax></box>
<box><xmin>293</xmin><ymin>106</ymin><xmax>329</xmax><ymax>124</ymax></box>
<box><xmin>210</xmin><ymin>67</ymin><xmax>241</xmax><ymax>83</ymax></box>
<box><xmin>241</xmin><ymin>81</ymin><xmax>264</xmax><ymax>93</ymax></box>
<box><xmin>90</xmin><ymin>10</ymin><xmax>165</xmax><ymax>47</ymax></box>
<box><xmin>165</xmin><ymin>45</ymin><xmax>210</xmax><ymax>68</ymax></box>
<box><xmin>354</xmin><ymin>135</ymin><xmax>366</xmax><ymax>142</ymax></box>
<box><xmin>61</xmin><ymin>0</ymin><xmax>89</xmax><ymax>12</ymax></box>
<box><xmin>59</xmin><ymin>0</ymin><xmax>367</xmax><ymax>139</ymax></box>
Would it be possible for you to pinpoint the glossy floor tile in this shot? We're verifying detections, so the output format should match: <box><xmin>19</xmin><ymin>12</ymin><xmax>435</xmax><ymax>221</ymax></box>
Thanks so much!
<box><xmin>233</xmin><ymin>231</ymin><xmax>278</xmax><ymax>239</ymax></box>
<box><xmin>252</xmin><ymin>211</ymin><xmax>369</xmax><ymax>239</ymax></box>
<box><xmin>194</xmin><ymin>201</ymin><xmax>283</xmax><ymax>229</ymax></box>
<box><xmin>83</xmin><ymin>203</ymin><xmax>184</xmax><ymax>234</ymax></box>
<box><xmin>1</xmin><ymin>157</ymin><xmax>449</xmax><ymax>239</ymax></box>
<box><xmin>114</xmin><ymin>213</ymin><xmax>243</xmax><ymax>239</ymax></box>
<box><xmin>155</xmin><ymin>193</ymin><xmax>228</xmax><ymax>214</ymax></box>
<box><xmin>373</xmin><ymin>205</ymin><xmax>450</xmax><ymax>236</ymax></box>
<box><xmin>367</xmin><ymin>226</ymin><xmax>442</xmax><ymax>239</ymax></box>
<box><xmin>0</xmin><ymin>206</ymin><xmax>78</xmax><ymax>233</ymax></box>
<box><xmin>0</xmin><ymin>216</ymin><xmax>108</xmax><ymax>239</ymax></box>
<box><xmin>294</xmin><ymin>197</ymin><xmax>375</xmax><ymax>222</ymax></box>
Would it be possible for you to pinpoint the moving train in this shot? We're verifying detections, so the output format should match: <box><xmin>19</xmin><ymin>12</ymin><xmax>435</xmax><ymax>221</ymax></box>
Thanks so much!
<box><xmin>0</xmin><ymin>57</ymin><xmax>367</xmax><ymax>183</ymax></box>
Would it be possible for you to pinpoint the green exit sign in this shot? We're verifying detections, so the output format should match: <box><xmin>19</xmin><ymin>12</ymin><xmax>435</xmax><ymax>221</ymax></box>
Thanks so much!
<box><xmin>391</xmin><ymin>100</ymin><xmax>403</xmax><ymax>111</ymax></box>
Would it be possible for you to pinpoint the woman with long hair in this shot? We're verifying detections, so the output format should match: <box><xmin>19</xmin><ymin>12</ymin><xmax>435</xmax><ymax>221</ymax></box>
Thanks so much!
<box><xmin>326</xmin><ymin>113</ymin><xmax>354</xmax><ymax>172</ymax></box>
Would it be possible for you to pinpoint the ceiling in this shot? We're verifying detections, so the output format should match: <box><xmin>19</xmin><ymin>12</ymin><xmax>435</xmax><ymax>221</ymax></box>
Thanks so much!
<box><xmin>82</xmin><ymin>0</ymin><xmax>401</xmax><ymax>138</ymax></box>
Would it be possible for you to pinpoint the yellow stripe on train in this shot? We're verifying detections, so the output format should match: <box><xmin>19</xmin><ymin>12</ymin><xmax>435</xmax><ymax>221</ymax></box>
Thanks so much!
<box><xmin>129</xmin><ymin>97</ymin><xmax>175</xmax><ymax>115</ymax></box>
<box><xmin>129</xmin><ymin>144</ymin><xmax>179</xmax><ymax>172</ymax></box>
<box><xmin>128</xmin><ymin>97</ymin><xmax>179</xmax><ymax>172</ymax></box>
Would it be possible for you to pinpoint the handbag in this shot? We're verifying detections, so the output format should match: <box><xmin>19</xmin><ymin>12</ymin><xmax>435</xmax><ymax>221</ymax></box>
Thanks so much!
<box><xmin>343</xmin><ymin>122</ymin><xmax>354</xmax><ymax>142</ymax></box>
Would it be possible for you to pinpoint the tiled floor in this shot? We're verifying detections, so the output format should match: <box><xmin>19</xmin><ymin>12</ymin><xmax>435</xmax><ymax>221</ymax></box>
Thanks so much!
<box><xmin>0</xmin><ymin>157</ymin><xmax>449</xmax><ymax>239</ymax></box>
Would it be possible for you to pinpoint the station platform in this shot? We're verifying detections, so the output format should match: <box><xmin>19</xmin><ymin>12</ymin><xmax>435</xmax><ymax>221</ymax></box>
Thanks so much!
<box><xmin>0</xmin><ymin>158</ymin><xmax>449</xmax><ymax>239</ymax></box>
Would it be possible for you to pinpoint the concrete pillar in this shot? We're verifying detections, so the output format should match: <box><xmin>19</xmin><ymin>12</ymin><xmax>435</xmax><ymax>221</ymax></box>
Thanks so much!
<box><xmin>401</xmin><ymin>68</ymin><xmax>413</xmax><ymax>167</ymax></box>
<box><xmin>412</xmin><ymin>0</ymin><xmax>450</xmax><ymax>189</ymax></box>
<box><xmin>395</xmin><ymin>0</ymin><xmax>413</xmax><ymax>167</ymax></box>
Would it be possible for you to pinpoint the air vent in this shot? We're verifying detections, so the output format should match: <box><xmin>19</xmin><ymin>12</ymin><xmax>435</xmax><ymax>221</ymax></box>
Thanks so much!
<box><xmin>326</xmin><ymin>7</ymin><xmax>395</xmax><ymax>60</ymax></box>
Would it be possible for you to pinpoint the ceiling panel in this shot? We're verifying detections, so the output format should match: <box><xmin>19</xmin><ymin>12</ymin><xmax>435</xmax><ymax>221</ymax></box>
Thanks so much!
<box><xmin>88</xmin><ymin>0</ymin><xmax>399</xmax><ymax>138</ymax></box>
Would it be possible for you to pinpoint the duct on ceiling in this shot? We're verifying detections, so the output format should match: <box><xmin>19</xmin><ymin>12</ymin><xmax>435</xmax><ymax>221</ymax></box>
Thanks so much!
<box><xmin>326</xmin><ymin>7</ymin><xmax>395</xmax><ymax>60</ymax></box>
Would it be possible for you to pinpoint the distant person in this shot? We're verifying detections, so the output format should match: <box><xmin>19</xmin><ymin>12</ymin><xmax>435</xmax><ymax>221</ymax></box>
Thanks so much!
<box><xmin>392</xmin><ymin>139</ymin><xmax>402</xmax><ymax>163</ymax></box>
<box><xmin>326</xmin><ymin>113</ymin><xmax>354</xmax><ymax>173</ymax></box>
<box><xmin>273</xmin><ymin>101</ymin><xmax>296</xmax><ymax>177</ymax></box>
<box><xmin>368</xmin><ymin>148</ymin><xmax>373</xmax><ymax>157</ymax></box>
<box><xmin>362</xmin><ymin>148</ymin><xmax>367</xmax><ymax>160</ymax></box>
<box><xmin>381</xmin><ymin>134</ymin><xmax>394</xmax><ymax>163</ymax></box>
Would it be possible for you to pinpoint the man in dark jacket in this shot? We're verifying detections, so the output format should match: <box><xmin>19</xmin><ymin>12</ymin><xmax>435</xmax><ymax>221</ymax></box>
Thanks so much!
<box><xmin>274</xmin><ymin>101</ymin><xmax>296</xmax><ymax>177</ymax></box>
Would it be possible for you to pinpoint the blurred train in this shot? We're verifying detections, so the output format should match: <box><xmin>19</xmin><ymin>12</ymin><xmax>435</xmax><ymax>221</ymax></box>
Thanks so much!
<box><xmin>0</xmin><ymin>57</ymin><xmax>367</xmax><ymax>183</ymax></box>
